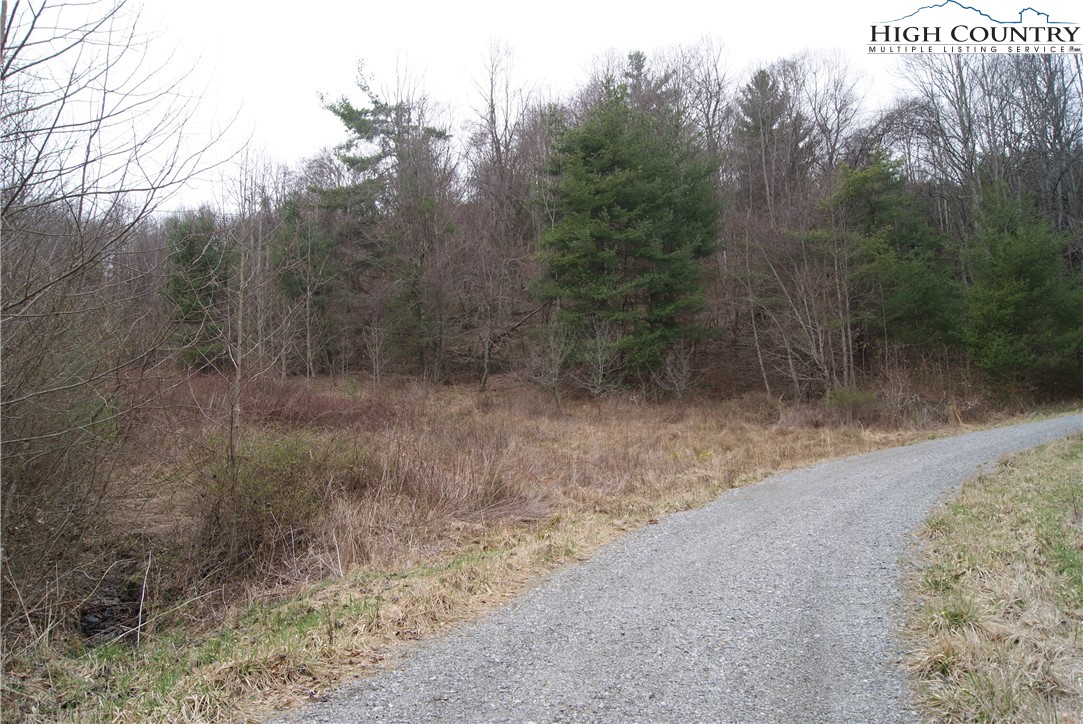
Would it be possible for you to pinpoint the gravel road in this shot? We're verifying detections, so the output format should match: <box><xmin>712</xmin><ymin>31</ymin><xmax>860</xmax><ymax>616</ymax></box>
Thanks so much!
<box><xmin>277</xmin><ymin>414</ymin><xmax>1081</xmax><ymax>724</ymax></box>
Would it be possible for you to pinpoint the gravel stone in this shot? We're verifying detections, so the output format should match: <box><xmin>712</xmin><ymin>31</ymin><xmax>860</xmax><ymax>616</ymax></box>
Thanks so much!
<box><xmin>275</xmin><ymin>414</ymin><xmax>1081</xmax><ymax>723</ymax></box>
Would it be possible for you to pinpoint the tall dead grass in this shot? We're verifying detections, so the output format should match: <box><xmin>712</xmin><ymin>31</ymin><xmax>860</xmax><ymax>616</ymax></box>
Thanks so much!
<box><xmin>0</xmin><ymin>373</ymin><xmax>1045</xmax><ymax>722</ymax></box>
<box><xmin>903</xmin><ymin>435</ymin><xmax>1083</xmax><ymax>722</ymax></box>
<box><xmin>135</xmin><ymin>377</ymin><xmax>944</xmax><ymax>624</ymax></box>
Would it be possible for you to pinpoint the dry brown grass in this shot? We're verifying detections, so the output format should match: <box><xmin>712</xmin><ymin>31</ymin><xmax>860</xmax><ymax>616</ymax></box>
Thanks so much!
<box><xmin>0</xmin><ymin>374</ymin><xmax>1054</xmax><ymax>722</ymax></box>
<box><xmin>902</xmin><ymin>434</ymin><xmax>1083</xmax><ymax>723</ymax></box>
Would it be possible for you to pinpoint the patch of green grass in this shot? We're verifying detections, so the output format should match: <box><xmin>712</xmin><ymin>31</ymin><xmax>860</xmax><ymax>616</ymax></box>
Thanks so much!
<box><xmin>1040</xmin><ymin>441</ymin><xmax>1083</xmax><ymax>607</ymax></box>
<box><xmin>903</xmin><ymin>434</ymin><xmax>1083</xmax><ymax>722</ymax></box>
<box><xmin>922</xmin><ymin>563</ymin><xmax>958</xmax><ymax>594</ymax></box>
<box><xmin>936</xmin><ymin>595</ymin><xmax>982</xmax><ymax>632</ymax></box>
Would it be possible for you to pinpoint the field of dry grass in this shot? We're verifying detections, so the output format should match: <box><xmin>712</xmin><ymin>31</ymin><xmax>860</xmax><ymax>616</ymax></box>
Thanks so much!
<box><xmin>903</xmin><ymin>434</ymin><xmax>1083</xmax><ymax>722</ymax></box>
<box><xmin>0</xmin><ymin>373</ymin><xmax>1058</xmax><ymax>722</ymax></box>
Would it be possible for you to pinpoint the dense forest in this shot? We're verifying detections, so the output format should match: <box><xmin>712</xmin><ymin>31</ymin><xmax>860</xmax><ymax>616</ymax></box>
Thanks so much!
<box><xmin>74</xmin><ymin>50</ymin><xmax>1083</xmax><ymax>399</ymax></box>
<box><xmin>1</xmin><ymin>0</ymin><xmax>1081</xmax><ymax>691</ymax></box>
<box><xmin>154</xmin><ymin>49</ymin><xmax>1083</xmax><ymax>399</ymax></box>
<box><xmin>8</xmin><ymin>44</ymin><xmax>1080</xmax><ymax>411</ymax></box>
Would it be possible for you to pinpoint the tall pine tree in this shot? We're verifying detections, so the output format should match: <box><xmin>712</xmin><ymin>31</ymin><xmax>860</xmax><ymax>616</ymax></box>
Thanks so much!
<box><xmin>965</xmin><ymin>188</ymin><xmax>1083</xmax><ymax>395</ymax></box>
<box><xmin>164</xmin><ymin>208</ymin><xmax>230</xmax><ymax>370</ymax></box>
<box><xmin>537</xmin><ymin>80</ymin><xmax>719</xmax><ymax>375</ymax></box>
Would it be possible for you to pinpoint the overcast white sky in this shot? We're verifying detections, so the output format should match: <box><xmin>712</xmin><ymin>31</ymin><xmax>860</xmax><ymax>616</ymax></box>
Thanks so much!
<box><xmin>137</xmin><ymin>0</ymin><xmax>1079</xmax><ymax>205</ymax></box>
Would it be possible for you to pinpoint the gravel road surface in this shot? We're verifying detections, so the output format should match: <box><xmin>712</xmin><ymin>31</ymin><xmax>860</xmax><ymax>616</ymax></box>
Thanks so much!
<box><xmin>277</xmin><ymin>414</ymin><xmax>1081</xmax><ymax>723</ymax></box>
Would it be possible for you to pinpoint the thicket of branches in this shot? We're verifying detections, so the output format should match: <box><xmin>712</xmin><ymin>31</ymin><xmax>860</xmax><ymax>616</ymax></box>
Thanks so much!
<box><xmin>151</xmin><ymin>49</ymin><xmax>1080</xmax><ymax>400</ymax></box>
<box><xmin>1</xmin><ymin>0</ymin><xmax>220</xmax><ymax>651</ymax></box>
<box><xmin>2</xmin><ymin>0</ymin><xmax>1081</xmax><ymax>657</ymax></box>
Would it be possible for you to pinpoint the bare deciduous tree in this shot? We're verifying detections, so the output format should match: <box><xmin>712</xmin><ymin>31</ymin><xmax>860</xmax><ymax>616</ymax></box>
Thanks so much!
<box><xmin>522</xmin><ymin>321</ymin><xmax>569</xmax><ymax>415</ymax></box>
<box><xmin>573</xmin><ymin>316</ymin><xmax>622</xmax><ymax>398</ymax></box>
<box><xmin>651</xmin><ymin>343</ymin><xmax>699</xmax><ymax>399</ymax></box>
<box><xmin>461</xmin><ymin>44</ymin><xmax>538</xmax><ymax>389</ymax></box>
<box><xmin>1</xmin><ymin>0</ymin><xmax>225</xmax><ymax>650</ymax></box>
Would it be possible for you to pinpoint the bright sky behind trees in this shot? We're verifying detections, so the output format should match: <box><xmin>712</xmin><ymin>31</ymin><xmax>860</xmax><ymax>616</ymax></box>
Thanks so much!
<box><xmin>140</xmin><ymin>0</ymin><xmax>1080</xmax><ymax>205</ymax></box>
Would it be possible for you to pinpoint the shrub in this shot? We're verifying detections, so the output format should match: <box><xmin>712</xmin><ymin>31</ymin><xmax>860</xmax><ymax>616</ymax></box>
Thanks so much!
<box><xmin>825</xmin><ymin>386</ymin><xmax>881</xmax><ymax>426</ymax></box>
<box><xmin>195</xmin><ymin>433</ymin><xmax>379</xmax><ymax>573</ymax></box>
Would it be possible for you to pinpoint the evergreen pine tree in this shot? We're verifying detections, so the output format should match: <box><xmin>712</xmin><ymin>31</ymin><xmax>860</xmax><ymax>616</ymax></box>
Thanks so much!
<box><xmin>164</xmin><ymin>209</ymin><xmax>230</xmax><ymax>369</ymax></box>
<box><xmin>965</xmin><ymin>189</ymin><xmax>1083</xmax><ymax>395</ymax></box>
<box><xmin>830</xmin><ymin>154</ymin><xmax>962</xmax><ymax>349</ymax></box>
<box><xmin>537</xmin><ymin>81</ymin><xmax>719</xmax><ymax>375</ymax></box>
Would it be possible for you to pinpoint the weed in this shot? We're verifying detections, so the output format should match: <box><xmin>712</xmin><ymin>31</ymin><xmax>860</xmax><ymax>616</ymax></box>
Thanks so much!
<box><xmin>903</xmin><ymin>435</ymin><xmax>1083</xmax><ymax>722</ymax></box>
<box><xmin>923</xmin><ymin>564</ymin><xmax>958</xmax><ymax>594</ymax></box>
<box><xmin>936</xmin><ymin>596</ymin><xmax>981</xmax><ymax>632</ymax></box>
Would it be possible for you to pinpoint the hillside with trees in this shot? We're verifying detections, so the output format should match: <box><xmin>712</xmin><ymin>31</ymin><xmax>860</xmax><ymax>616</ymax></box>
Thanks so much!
<box><xmin>143</xmin><ymin>51</ymin><xmax>1082</xmax><ymax>400</ymax></box>
<box><xmin>1</xmin><ymin>1</ymin><xmax>1080</xmax><ymax>718</ymax></box>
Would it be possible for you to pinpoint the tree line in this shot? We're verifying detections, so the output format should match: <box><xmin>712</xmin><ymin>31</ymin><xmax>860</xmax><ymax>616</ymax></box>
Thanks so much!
<box><xmin>157</xmin><ymin>49</ymin><xmax>1082</xmax><ymax>399</ymax></box>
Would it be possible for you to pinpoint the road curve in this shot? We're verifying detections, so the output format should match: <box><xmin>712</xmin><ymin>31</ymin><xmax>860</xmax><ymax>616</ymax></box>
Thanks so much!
<box><xmin>277</xmin><ymin>414</ymin><xmax>1081</xmax><ymax>723</ymax></box>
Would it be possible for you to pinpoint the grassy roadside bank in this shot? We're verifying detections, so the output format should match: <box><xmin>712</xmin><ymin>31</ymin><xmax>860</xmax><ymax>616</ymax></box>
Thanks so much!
<box><xmin>903</xmin><ymin>433</ymin><xmax>1083</xmax><ymax>722</ymax></box>
<box><xmin>1</xmin><ymin>376</ymin><xmax>1073</xmax><ymax>722</ymax></box>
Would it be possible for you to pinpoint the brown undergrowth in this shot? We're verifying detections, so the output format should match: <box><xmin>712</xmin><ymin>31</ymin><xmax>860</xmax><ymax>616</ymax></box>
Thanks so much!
<box><xmin>0</xmin><ymin>374</ymin><xmax>1062</xmax><ymax>722</ymax></box>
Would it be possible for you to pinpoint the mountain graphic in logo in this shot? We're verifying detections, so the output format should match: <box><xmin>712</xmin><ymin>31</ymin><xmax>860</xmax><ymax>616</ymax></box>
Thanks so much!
<box><xmin>884</xmin><ymin>1</ymin><xmax>1074</xmax><ymax>24</ymax></box>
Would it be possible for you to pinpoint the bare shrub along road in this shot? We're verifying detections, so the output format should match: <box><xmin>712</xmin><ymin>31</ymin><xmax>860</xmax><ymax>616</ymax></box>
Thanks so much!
<box><xmin>278</xmin><ymin>415</ymin><xmax>1081</xmax><ymax>723</ymax></box>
